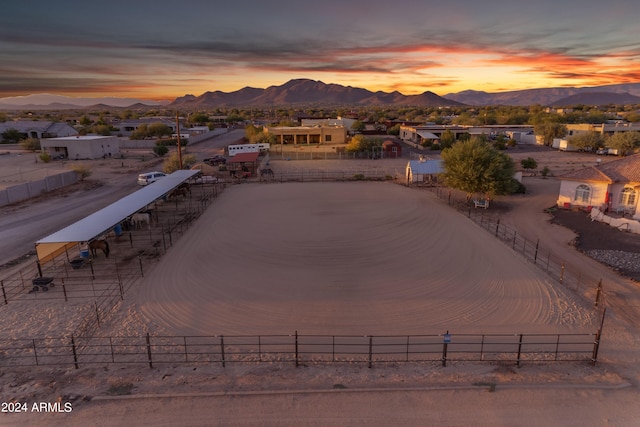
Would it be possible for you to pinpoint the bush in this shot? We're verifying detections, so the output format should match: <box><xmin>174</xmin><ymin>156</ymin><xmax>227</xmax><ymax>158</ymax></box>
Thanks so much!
<box><xmin>20</xmin><ymin>138</ymin><xmax>41</xmax><ymax>152</ymax></box>
<box><xmin>353</xmin><ymin>173</ymin><xmax>365</xmax><ymax>180</ymax></box>
<box><xmin>39</xmin><ymin>152</ymin><xmax>51</xmax><ymax>163</ymax></box>
<box><xmin>153</xmin><ymin>144</ymin><xmax>169</xmax><ymax>157</ymax></box>
<box><xmin>71</xmin><ymin>164</ymin><xmax>92</xmax><ymax>181</ymax></box>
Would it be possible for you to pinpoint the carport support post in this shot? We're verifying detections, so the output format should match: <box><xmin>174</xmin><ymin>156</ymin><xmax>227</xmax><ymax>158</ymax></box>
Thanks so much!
<box><xmin>138</xmin><ymin>256</ymin><xmax>144</xmax><ymax>277</ymax></box>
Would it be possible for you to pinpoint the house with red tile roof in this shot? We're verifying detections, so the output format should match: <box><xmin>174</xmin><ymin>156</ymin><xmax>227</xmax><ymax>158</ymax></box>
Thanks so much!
<box><xmin>556</xmin><ymin>154</ymin><xmax>640</xmax><ymax>220</ymax></box>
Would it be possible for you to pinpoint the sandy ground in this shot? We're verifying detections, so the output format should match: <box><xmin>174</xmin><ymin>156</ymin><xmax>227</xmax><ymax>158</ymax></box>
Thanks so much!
<box><xmin>2</xmin><ymin>146</ymin><xmax>640</xmax><ymax>426</ymax></box>
<box><xmin>135</xmin><ymin>182</ymin><xmax>596</xmax><ymax>337</ymax></box>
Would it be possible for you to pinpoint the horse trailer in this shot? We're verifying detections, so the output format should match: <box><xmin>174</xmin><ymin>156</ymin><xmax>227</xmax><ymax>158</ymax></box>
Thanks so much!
<box><xmin>227</xmin><ymin>143</ymin><xmax>270</xmax><ymax>157</ymax></box>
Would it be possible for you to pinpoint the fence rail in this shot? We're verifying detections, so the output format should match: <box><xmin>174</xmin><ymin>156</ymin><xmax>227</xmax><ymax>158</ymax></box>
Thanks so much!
<box><xmin>428</xmin><ymin>187</ymin><xmax>605</xmax><ymax>307</ymax></box>
<box><xmin>0</xmin><ymin>332</ymin><xmax>599</xmax><ymax>369</ymax></box>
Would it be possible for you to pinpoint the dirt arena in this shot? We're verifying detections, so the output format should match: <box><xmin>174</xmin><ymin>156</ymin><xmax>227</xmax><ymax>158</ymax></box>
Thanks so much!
<box><xmin>135</xmin><ymin>181</ymin><xmax>597</xmax><ymax>337</ymax></box>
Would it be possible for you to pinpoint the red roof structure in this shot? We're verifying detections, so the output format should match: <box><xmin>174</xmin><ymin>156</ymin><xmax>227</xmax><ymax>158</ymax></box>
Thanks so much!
<box><xmin>227</xmin><ymin>152</ymin><xmax>259</xmax><ymax>163</ymax></box>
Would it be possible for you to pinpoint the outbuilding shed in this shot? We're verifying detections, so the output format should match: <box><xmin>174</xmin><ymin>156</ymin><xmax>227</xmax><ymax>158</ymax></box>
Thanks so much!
<box><xmin>406</xmin><ymin>158</ymin><xmax>443</xmax><ymax>184</ymax></box>
<box><xmin>41</xmin><ymin>135</ymin><xmax>120</xmax><ymax>160</ymax></box>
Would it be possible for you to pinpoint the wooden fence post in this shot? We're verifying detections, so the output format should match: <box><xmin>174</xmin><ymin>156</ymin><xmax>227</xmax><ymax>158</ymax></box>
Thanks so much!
<box><xmin>516</xmin><ymin>334</ymin><xmax>523</xmax><ymax>367</ymax></box>
<box><xmin>368</xmin><ymin>336</ymin><xmax>373</xmax><ymax>369</ymax></box>
<box><xmin>592</xmin><ymin>308</ymin><xmax>606</xmax><ymax>365</ymax></box>
<box><xmin>146</xmin><ymin>333</ymin><xmax>153</xmax><ymax>369</ymax></box>
<box><xmin>70</xmin><ymin>335</ymin><xmax>79</xmax><ymax>369</ymax></box>
<box><xmin>1</xmin><ymin>280</ymin><xmax>7</xmax><ymax>305</ymax></box>
<box><xmin>295</xmin><ymin>330</ymin><xmax>299</xmax><ymax>367</ymax></box>
<box><xmin>220</xmin><ymin>336</ymin><xmax>226</xmax><ymax>368</ymax></box>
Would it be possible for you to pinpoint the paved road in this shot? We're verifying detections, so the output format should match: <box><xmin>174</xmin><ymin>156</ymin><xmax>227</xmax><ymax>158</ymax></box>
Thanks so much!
<box><xmin>0</xmin><ymin>129</ymin><xmax>244</xmax><ymax>267</ymax></box>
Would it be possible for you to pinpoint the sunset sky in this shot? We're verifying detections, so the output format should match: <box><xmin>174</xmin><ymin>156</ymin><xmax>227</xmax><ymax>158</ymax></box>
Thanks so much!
<box><xmin>2</xmin><ymin>0</ymin><xmax>640</xmax><ymax>101</ymax></box>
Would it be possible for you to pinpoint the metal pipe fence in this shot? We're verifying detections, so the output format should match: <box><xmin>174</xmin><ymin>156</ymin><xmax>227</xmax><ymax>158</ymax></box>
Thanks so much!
<box><xmin>428</xmin><ymin>186</ymin><xmax>605</xmax><ymax>306</ymax></box>
<box><xmin>0</xmin><ymin>332</ymin><xmax>599</xmax><ymax>369</ymax></box>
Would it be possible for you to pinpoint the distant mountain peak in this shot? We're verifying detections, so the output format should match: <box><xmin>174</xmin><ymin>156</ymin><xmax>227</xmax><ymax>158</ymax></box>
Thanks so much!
<box><xmin>167</xmin><ymin>79</ymin><xmax>464</xmax><ymax>108</ymax></box>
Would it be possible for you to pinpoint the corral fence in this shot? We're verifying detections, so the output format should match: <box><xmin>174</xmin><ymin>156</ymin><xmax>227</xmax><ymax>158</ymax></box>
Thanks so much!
<box><xmin>0</xmin><ymin>331</ymin><xmax>602</xmax><ymax>369</ymax></box>
<box><xmin>0</xmin><ymin>181</ymin><xmax>226</xmax><ymax>339</ymax></box>
<box><xmin>427</xmin><ymin>186</ymin><xmax>608</xmax><ymax>311</ymax></box>
<box><xmin>259</xmin><ymin>170</ymin><xmax>396</xmax><ymax>183</ymax></box>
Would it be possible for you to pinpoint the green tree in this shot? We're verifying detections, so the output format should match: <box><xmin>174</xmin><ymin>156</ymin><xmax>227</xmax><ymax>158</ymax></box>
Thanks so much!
<box><xmin>250</xmin><ymin>131</ymin><xmax>277</xmax><ymax>145</ymax></box>
<box><xmin>20</xmin><ymin>137</ymin><xmax>41</xmax><ymax>151</ymax></box>
<box><xmin>567</xmin><ymin>131</ymin><xmax>603</xmax><ymax>152</ymax></box>
<box><xmin>520</xmin><ymin>157</ymin><xmax>538</xmax><ymax>172</ymax></box>
<box><xmin>189</xmin><ymin>112</ymin><xmax>210</xmax><ymax>125</ymax></box>
<box><xmin>130</xmin><ymin>124</ymin><xmax>149</xmax><ymax>140</ymax></box>
<box><xmin>606</xmin><ymin>131</ymin><xmax>640</xmax><ymax>156</ymax></box>
<box><xmin>79</xmin><ymin>115</ymin><xmax>92</xmax><ymax>126</ymax></box>
<box><xmin>441</xmin><ymin>137</ymin><xmax>516</xmax><ymax>200</ymax></box>
<box><xmin>2</xmin><ymin>128</ymin><xmax>23</xmax><ymax>143</ymax></box>
<box><xmin>351</xmin><ymin>120</ymin><xmax>365</xmax><ymax>132</ymax></box>
<box><xmin>439</xmin><ymin>129</ymin><xmax>456</xmax><ymax>149</ymax></box>
<box><xmin>147</xmin><ymin>123</ymin><xmax>172</xmax><ymax>138</ymax></box>
<box><xmin>387</xmin><ymin>124</ymin><xmax>401</xmax><ymax>136</ymax></box>
<box><xmin>95</xmin><ymin>124</ymin><xmax>112</xmax><ymax>136</ymax></box>
<box><xmin>163</xmin><ymin>152</ymin><xmax>197</xmax><ymax>173</ymax></box>
<box><xmin>533</xmin><ymin>122</ymin><xmax>567</xmax><ymax>146</ymax></box>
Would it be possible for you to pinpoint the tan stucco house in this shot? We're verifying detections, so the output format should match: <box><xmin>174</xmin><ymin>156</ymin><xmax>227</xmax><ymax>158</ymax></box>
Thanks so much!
<box><xmin>556</xmin><ymin>154</ymin><xmax>640</xmax><ymax>220</ymax></box>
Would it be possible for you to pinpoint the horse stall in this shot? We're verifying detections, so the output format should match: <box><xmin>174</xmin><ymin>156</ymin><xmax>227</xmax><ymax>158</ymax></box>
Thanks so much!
<box><xmin>22</xmin><ymin>170</ymin><xmax>222</xmax><ymax>303</ymax></box>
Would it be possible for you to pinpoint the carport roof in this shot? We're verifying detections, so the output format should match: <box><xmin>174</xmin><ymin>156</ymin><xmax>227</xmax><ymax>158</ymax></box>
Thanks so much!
<box><xmin>36</xmin><ymin>169</ymin><xmax>199</xmax><ymax>244</ymax></box>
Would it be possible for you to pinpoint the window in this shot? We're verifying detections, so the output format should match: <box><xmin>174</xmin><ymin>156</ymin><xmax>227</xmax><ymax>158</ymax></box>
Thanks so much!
<box><xmin>325</xmin><ymin>135</ymin><xmax>332</xmax><ymax>142</ymax></box>
<box><xmin>574</xmin><ymin>184</ymin><xmax>591</xmax><ymax>203</ymax></box>
<box><xmin>620</xmin><ymin>187</ymin><xmax>637</xmax><ymax>206</ymax></box>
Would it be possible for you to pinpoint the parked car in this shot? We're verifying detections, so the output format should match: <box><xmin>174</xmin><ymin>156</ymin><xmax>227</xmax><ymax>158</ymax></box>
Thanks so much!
<box><xmin>137</xmin><ymin>171</ymin><xmax>166</xmax><ymax>185</ymax></box>
<box><xmin>203</xmin><ymin>155</ymin><xmax>227</xmax><ymax>166</ymax></box>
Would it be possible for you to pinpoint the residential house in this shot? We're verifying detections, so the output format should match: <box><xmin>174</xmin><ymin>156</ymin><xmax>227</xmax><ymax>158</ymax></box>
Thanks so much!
<box><xmin>556</xmin><ymin>154</ymin><xmax>640</xmax><ymax>220</ymax></box>
<box><xmin>0</xmin><ymin>120</ymin><xmax>78</xmax><ymax>139</ymax></box>
<box><xmin>264</xmin><ymin>124</ymin><xmax>346</xmax><ymax>145</ymax></box>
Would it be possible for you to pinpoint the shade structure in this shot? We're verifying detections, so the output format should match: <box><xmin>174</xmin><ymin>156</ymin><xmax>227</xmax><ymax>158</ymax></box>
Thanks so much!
<box><xmin>35</xmin><ymin>169</ymin><xmax>199</xmax><ymax>263</ymax></box>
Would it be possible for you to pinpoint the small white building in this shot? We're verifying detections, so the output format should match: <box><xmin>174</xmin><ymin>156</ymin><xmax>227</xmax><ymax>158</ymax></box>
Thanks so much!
<box><xmin>405</xmin><ymin>158</ymin><xmax>443</xmax><ymax>184</ymax></box>
<box><xmin>41</xmin><ymin>135</ymin><xmax>120</xmax><ymax>160</ymax></box>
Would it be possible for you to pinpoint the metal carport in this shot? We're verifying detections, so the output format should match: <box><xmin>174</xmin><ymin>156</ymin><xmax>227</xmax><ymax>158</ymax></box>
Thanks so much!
<box><xmin>35</xmin><ymin>170</ymin><xmax>199</xmax><ymax>264</ymax></box>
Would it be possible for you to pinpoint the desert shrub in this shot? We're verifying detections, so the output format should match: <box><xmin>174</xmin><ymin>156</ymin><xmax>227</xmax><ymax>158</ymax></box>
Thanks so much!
<box><xmin>20</xmin><ymin>137</ymin><xmax>41</xmax><ymax>152</ymax></box>
<box><xmin>71</xmin><ymin>164</ymin><xmax>92</xmax><ymax>181</ymax></box>
<box><xmin>153</xmin><ymin>144</ymin><xmax>169</xmax><ymax>157</ymax></box>
<box><xmin>39</xmin><ymin>152</ymin><xmax>51</xmax><ymax>163</ymax></box>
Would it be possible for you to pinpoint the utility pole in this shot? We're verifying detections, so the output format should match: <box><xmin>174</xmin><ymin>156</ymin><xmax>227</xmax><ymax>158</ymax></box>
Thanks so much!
<box><xmin>175</xmin><ymin>111</ymin><xmax>183</xmax><ymax>169</ymax></box>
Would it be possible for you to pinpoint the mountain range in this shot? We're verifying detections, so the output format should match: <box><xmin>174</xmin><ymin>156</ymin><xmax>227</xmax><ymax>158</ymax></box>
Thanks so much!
<box><xmin>2</xmin><ymin>80</ymin><xmax>640</xmax><ymax>110</ymax></box>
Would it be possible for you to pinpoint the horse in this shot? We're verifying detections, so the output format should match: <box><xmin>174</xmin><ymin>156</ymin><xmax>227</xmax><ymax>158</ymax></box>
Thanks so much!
<box><xmin>260</xmin><ymin>168</ymin><xmax>274</xmax><ymax>179</ymax></box>
<box><xmin>132</xmin><ymin>212</ymin><xmax>152</xmax><ymax>229</ymax></box>
<box><xmin>169</xmin><ymin>187</ymin><xmax>189</xmax><ymax>200</ymax></box>
<box><xmin>178</xmin><ymin>182</ymin><xmax>191</xmax><ymax>193</ymax></box>
<box><xmin>89</xmin><ymin>239</ymin><xmax>110</xmax><ymax>258</ymax></box>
